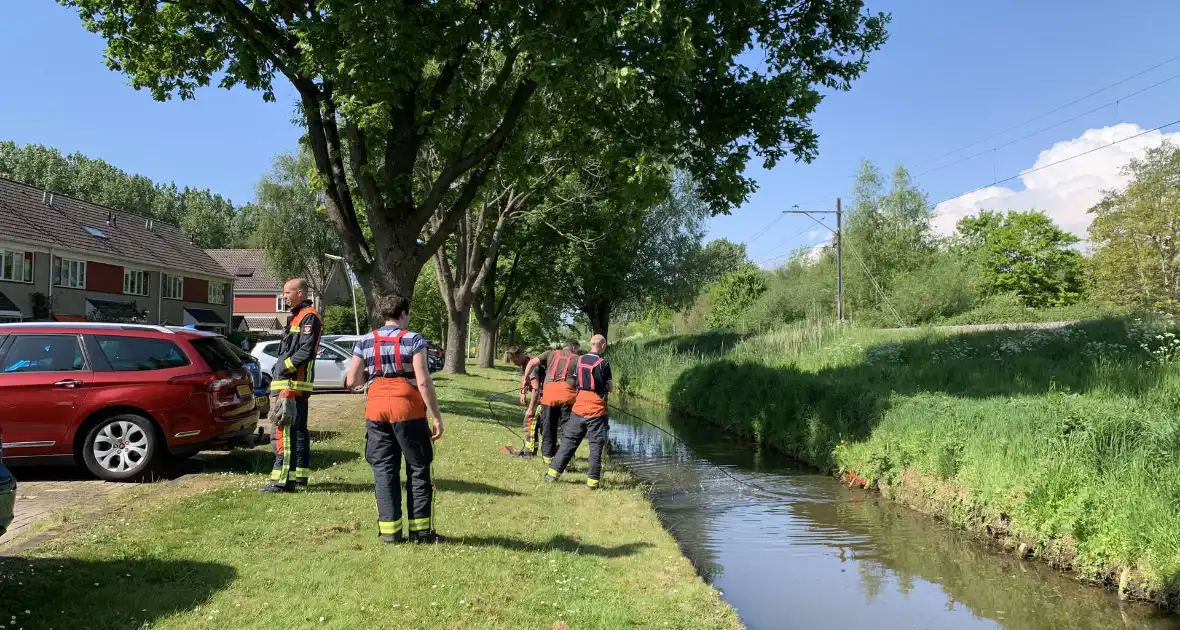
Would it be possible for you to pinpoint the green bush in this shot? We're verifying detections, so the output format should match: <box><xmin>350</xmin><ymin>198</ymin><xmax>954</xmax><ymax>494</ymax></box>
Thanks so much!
<box><xmin>885</xmin><ymin>257</ymin><xmax>978</xmax><ymax>325</ymax></box>
<box><xmin>322</xmin><ymin>304</ymin><xmax>356</xmax><ymax>335</ymax></box>
<box><xmin>704</xmin><ymin>265</ymin><xmax>770</xmax><ymax>329</ymax></box>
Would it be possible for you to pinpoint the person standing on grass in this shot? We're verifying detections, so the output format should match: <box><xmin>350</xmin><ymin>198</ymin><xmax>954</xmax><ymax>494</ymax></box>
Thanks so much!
<box><xmin>522</xmin><ymin>339</ymin><xmax>581</xmax><ymax>464</ymax></box>
<box><xmin>261</xmin><ymin>278</ymin><xmax>321</xmax><ymax>493</ymax></box>
<box><xmin>344</xmin><ymin>293</ymin><xmax>447</xmax><ymax>544</ymax></box>
<box><xmin>546</xmin><ymin>334</ymin><xmax>612</xmax><ymax>489</ymax></box>
<box><xmin>506</xmin><ymin>346</ymin><xmax>544</xmax><ymax>456</ymax></box>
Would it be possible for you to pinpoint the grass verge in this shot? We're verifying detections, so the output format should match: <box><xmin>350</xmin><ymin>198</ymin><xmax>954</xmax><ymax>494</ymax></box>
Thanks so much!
<box><xmin>612</xmin><ymin>316</ymin><xmax>1180</xmax><ymax>607</ymax></box>
<box><xmin>0</xmin><ymin>368</ymin><xmax>739</xmax><ymax>630</ymax></box>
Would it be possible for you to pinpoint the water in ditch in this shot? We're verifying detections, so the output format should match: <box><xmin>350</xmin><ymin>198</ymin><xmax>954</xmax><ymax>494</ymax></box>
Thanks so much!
<box><xmin>608</xmin><ymin>398</ymin><xmax>1180</xmax><ymax>630</ymax></box>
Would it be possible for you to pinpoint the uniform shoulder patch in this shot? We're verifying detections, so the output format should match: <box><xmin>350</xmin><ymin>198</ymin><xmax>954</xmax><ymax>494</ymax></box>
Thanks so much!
<box><xmin>302</xmin><ymin>324</ymin><xmax>313</xmax><ymax>334</ymax></box>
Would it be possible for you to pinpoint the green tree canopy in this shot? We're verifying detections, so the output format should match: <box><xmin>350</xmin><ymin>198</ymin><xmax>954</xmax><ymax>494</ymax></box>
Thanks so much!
<box><xmin>956</xmin><ymin>209</ymin><xmax>1084</xmax><ymax>308</ymax></box>
<box><xmin>1089</xmin><ymin>141</ymin><xmax>1180</xmax><ymax>313</ymax></box>
<box><xmin>61</xmin><ymin>0</ymin><xmax>890</xmax><ymax>319</ymax></box>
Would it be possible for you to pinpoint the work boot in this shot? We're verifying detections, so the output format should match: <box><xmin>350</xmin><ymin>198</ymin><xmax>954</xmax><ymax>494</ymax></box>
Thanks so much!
<box><xmin>295</xmin><ymin>478</ymin><xmax>308</xmax><ymax>488</ymax></box>
<box><xmin>409</xmin><ymin>530</ymin><xmax>447</xmax><ymax>544</ymax></box>
<box><xmin>379</xmin><ymin>532</ymin><xmax>405</xmax><ymax>544</ymax></box>
<box><xmin>259</xmin><ymin>483</ymin><xmax>296</xmax><ymax>493</ymax></box>
<box><xmin>544</xmin><ymin>475</ymin><xmax>557</xmax><ymax>484</ymax></box>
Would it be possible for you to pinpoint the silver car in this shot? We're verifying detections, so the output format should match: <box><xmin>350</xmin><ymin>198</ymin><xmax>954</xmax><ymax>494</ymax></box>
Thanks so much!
<box><xmin>251</xmin><ymin>339</ymin><xmax>357</xmax><ymax>391</ymax></box>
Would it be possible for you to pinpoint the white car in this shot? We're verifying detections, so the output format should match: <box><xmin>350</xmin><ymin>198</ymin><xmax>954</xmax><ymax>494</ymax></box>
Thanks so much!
<box><xmin>252</xmin><ymin>339</ymin><xmax>358</xmax><ymax>391</ymax></box>
<box><xmin>321</xmin><ymin>334</ymin><xmax>362</xmax><ymax>353</ymax></box>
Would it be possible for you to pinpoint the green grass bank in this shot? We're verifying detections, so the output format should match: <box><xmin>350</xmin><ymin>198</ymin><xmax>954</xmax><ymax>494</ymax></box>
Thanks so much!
<box><xmin>612</xmin><ymin>317</ymin><xmax>1180</xmax><ymax>606</ymax></box>
<box><xmin>0</xmin><ymin>369</ymin><xmax>740</xmax><ymax>630</ymax></box>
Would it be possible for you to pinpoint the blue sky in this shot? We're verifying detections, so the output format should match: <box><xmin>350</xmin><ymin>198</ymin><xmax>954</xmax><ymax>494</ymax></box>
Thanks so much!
<box><xmin>3</xmin><ymin>1</ymin><xmax>1180</xmax><ymax>265</ymax></box>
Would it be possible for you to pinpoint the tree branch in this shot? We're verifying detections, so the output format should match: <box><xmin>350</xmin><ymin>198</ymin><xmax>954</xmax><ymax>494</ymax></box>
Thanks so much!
<box><xmin>419</xmin><ymin>166</ymin><xmax>492</xmax><ymax>266</ymax></box>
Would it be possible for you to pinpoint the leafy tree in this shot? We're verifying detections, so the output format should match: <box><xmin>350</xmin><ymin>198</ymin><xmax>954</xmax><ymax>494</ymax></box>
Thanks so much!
<box><xmin>695</xmin><ymin>238</ymin><xmax>749</xmax><ymax>284</ymax></box>
<box><xmin>321</xmin><ymin>304</ymin><xmax>355</xmax><ymax>335</ymax></box>
<box><xmin>705</xmin><ymin>264</ymin><xmax>770</xmax><ymax>329</ymax></box>
<box><xmin>61</xmin><ymin>0</ymin><xmax>890</xmax><ymax>322</ymax></box>
<box><xmin>1089</xmin><ymin>141</ymin><xmax>1180</xmax><ymax>312</ymax></box>
<box><xmin>255</xmin><ymin>150</ymin><xmax>342</xmax><ymax>304</ymax></box>
<box><xmin>554</xmin><ymin>171</ymin><xmax>711</xmax><ymax>336</ymax></box>
<box><xmin>955</xmin><ymin>209</ymin><xmax>1083</xmax><ymax>307</ymax></box>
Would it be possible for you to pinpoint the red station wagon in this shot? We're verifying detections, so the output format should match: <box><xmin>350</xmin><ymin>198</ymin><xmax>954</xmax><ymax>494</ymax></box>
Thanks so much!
<box><xmin>0</xmin><ymin>323</ymin><xmax>259</xmax><ymax>481</ymax></box>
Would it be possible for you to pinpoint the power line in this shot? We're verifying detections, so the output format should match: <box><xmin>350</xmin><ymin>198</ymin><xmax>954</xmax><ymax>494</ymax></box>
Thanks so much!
<box><xmin>915</xmin><ymin>70</ymin><xmax>1180</xmax><ymax>179</ymax></box>
<box><xmin>754</xmin><ymin>225</ymin><xmax>819</xmax><ymax>265</ymax></box>
<box><xmin>745</xmin><ymin>213</ymin><xmax>785</xmax><ymax>244</ymax></box>
<box><xmin>916</xmin><ymin>52</ymin><xmax>1180</xmax><ymax>167</ymax></box>
<box><xmin>932</xmin><ymin>117</ymin><xmax>1180</xmax><ymax>207</ymax></box>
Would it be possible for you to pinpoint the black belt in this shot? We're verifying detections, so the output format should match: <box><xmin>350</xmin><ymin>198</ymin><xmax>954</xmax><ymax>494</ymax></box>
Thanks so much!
<box><xmin>373</xmin><ymin>373</ymin><xmax>415</xmax><ymax>379</ymax></box>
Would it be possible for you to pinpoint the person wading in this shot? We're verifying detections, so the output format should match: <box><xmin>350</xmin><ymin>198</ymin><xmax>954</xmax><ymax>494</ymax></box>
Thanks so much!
<box><xmin>345</xmin><ymin>294</ymin><xmax>446</xmax><ymax>544</ymax></box>
<box><xmin>261</xmin><ymin>278</ymin><xmax>321</xmax><ymax>493</ymax></box>
<box><xmin>546</xmin><ymin>334</ymin><xmax>613</xmax><ymax>489</ymax></box>
<box><xmin>522</xmin><ymin>340</ymin><xmax>580</xmax><ymax>464</ymax></box>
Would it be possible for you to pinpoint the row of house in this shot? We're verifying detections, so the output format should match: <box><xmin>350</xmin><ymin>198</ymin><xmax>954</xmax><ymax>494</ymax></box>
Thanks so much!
<box><xmin>0</xmin><ymin>177</ymin><xmax>349</xmax><ymax>333</ymax></box>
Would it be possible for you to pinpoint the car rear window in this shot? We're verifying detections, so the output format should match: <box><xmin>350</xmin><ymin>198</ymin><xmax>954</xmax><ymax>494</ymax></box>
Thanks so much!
<box><xmin>189</xmin><ymin>337</ymin><xmax>246</xmax><ymax>372</ymax></box>
<box><xmin>261</xmin><ymin>343</ymin><xmax>282</xmax><ymax>358</ymax></box>
<box><xmin>97</xmin><ymin>336</ymin><xmax>190</xmax><ymax>371</ymax></box>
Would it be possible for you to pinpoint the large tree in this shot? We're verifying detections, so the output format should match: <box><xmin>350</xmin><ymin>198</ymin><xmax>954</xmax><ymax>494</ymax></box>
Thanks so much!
<box><xmin>1089</xmin><ymin>141</ymin><xmax>1180</xmax><ymax>312</ymax></box>
<box><xmin>62</xmin><ymin>0</ymin><xmax>890</xmax><ymax>322</ymax></box>
<box><xmin>956</xmin><ymin>209</ymin><xmax>1084</xmax><ymax>307</ymax></box>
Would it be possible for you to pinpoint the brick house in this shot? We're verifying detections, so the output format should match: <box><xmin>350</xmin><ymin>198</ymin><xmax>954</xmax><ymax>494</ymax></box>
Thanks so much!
<box><xmin>0</xmin><ymin>178</ymin><xmax>234</xmax><ymax>331</ymax></box>
<box><xmin>205</xmin><ymin>249</ymin><xmax>351</xmax><ymax>334</ymax></box>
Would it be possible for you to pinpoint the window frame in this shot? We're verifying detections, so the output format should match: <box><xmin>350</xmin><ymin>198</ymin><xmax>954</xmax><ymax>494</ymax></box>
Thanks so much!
<box><xmin>0</xmin><ymin>249</ymin><xmax>35</xmax><ymax>284</ymax></box>
<box><xmin>163</xmin><ymin>274</ymin><xmax>184</xmax><ymax>301</ymax></box>
<box><xmin>276</xmin><ymin>295</ymin><xmax>287</xmax><ymax>312</ymax></box>
<box><xmin>123</xmin><ymin>268</ymin><xmax>149</xmax><ymax>297</ymax></box>
<box><xmin>53</xmin><ymin>256</ymin><xmax>87</xmax><ymax>289</ymax></box>
<box><xmin>94</xmin><ymin>335</ymin><xmax>191</xmax><ymax>372</ymax></box>
<box><xmin>209</xmin><ymin>282</ymin><xmax>227</xmax><ymax>305</ymax></box>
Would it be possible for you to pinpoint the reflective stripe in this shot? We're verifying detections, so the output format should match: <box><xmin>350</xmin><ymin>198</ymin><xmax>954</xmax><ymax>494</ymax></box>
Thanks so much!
<box><xmin>284</xmin><ymin>357</ymin><xmax>296</xmax><ymax>371</ymax></box>
<box><xmin>378</xmin><ymin>519</ymin><xmax>403</xmax><ymax>534</ymax></box>
<box><xmin>408</xmin><ymin>517</ymin><xmax>431</xmax><ymax>532</ymax></box>
<box><xmin>272</xmin><ymin>425</ymin><xmax>292</xmax><ymax>484</ymax></box>
<box><xmin>295</xmin><ymin>467</ymin><xmax>310</xmax><ymax>479</ymax></box>
<box><xmin>586</xmin><ymin>478</ymin><xmax>600</xmax><ymax>487</ymax></box>
<box><xmin>289</xmin><ymin>325</ymin><xmax>301</xmax><ymax>332</ymax></box>
<box><xmin>547</xmin><ymin>468</ymin><xmax>560</xmax><ymax>478</ymax></box>
<box><xmin>270</xmin><ymin>380</ymin><xmax>313</xmax><ymax>392</ymax></box>
<box><xmin>542</xmin><ymin>456</ymin><xmax>552</xmax><ymax>465</ymax></box>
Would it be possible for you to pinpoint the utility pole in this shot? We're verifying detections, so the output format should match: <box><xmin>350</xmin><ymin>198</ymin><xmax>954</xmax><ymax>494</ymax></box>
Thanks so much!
<box><xmin>783</xmin><ymin>197</ymin><xmax>845</xmax><ymax>323</ymax></box>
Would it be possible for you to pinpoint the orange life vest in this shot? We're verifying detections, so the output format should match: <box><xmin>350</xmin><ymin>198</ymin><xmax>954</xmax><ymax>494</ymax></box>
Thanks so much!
<box><xmin>572</xmin><ymin>354</ymin><xmax>608</xmax><ymax>418</ymax></box>
<box><xmin>364</xmin><ymin>328</ymin><xmax>426</xmax><ymax>423</ymax></box>
<box><xmin>541</xmin><ymin>349</ymin><xmax>578</xmax><ymax>407</ymax></box>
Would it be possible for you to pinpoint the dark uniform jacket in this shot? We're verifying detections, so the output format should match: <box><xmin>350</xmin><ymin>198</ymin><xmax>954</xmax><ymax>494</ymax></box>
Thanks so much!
<box><xmin>269</xmin><ymin>299</ymin><xmax>323</xmax><ymax>394</ymax></box>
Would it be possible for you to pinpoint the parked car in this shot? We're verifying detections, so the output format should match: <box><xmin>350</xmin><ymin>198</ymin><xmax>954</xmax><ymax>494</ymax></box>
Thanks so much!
<box><xmin>0</xmin><ymin>429</ymin><xmax>15</xmax><ymax>538</ymax></box>
<box><xmin>321</xmin><ymin>334</ymin><xmax>361</xmax><ymax>353</ymax></box>
<box><xmin>320</xmin><ymin>335</ymin><xmax>444</xmax><ymax>372</ymax></box>
<box><xmin>0</xmin><ymin>323</ymin><xmax>259</xmax><ymax>481</ymax></box>
<box><xmin>233</xmin><ymin>347</ymin><xmax>271</xmax><ymax>419</ymax></box>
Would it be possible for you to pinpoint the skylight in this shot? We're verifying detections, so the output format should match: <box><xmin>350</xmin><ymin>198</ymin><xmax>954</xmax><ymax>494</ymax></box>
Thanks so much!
<box><xmin>84</xmin><ymin>226</ymin><xmax>108</xmax><ymax>239</ymax></box>
<box><xmin>235</xmin><ymin>267</ymin><xmax>255</xmax><ymax>277</ymax></box>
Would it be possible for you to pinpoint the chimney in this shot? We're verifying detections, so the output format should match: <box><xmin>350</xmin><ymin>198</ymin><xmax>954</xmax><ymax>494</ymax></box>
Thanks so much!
<box><xmin>48</xmin><ymin>193</ymin><xmax>54</xmax><ymax>206</ymax></box>
<box><xmin>107</xmin><ymin>211</ymin><xmax>113</xmax><ymax>226</ymax></box>
<box><xmin>42</xmin><ymin>190</ymin><xmax>47</xmax><ymax>203</ymax></box>
<box><xmin>145</xmin><ymin>218</ymin><xmax>150</xmax><ymax>229</ymax></box>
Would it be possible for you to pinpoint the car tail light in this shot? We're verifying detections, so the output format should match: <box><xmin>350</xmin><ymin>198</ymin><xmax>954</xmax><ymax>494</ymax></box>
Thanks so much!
<box><xmin>169</xmin><ymin>372</ymin><xmax>245</xmax><ymax>410</ymax></box>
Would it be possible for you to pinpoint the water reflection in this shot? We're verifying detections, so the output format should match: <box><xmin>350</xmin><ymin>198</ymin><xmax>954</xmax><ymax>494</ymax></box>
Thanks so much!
<box><xmin>610</xmin><ymin>398</ymin><xmax>1180</xmax><ymax>630</ymax></box>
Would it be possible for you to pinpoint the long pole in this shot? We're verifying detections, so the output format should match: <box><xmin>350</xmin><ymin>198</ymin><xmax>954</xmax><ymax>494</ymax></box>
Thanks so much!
<box><xmin>836</xmin><ymin>197</ymin><xmax>844</xmax><ymax>323</ymax></box>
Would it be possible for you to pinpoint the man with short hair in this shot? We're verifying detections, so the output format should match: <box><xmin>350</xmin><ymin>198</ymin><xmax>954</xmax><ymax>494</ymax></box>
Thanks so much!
<box><xmin>506</xmin><ymin>346</ymin><xmax>543</xmax><ymax>455</ymax></box>
<box><xmin>521</xmin><ymin>339</ymin><xmax>580</xmax><ymax>463</ymax></box>
<box><xmin>261</xmin><ymin>278</ymin><xmax>322</xmax><ymax>493</ymax></box>
<box><xmin>546</xmin><ymin>334</ymin><xmax>612</xmax><ymax>489</ymax></box>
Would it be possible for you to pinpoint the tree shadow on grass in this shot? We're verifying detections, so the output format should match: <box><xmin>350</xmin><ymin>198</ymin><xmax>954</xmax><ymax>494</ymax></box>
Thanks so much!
<box><xmin>662</xmin><ymin>318</ymin><xmax>1167</xmax><ymax>467</ymax></box>
<box><xmin>0</xmin><ymin>557</ymin><xmax>234</xmax><ymax>627</ymax></box>
<box><xmin>452</xmin><ymin>534</ymin><xmax>654</xmax><ymax>558</ymax></box>
<box><xmin>309</xmin><ymin>430</ymin><xmax>343</xmax><ymax>441</ymax></box>
<box><xmin>308</xmin><ymin>479</ymin><xmax>522</xmax><ymax>496</ymax></box>
<box><xmin>187</xmin><ymin>447</ymin><xmax>360</xmax><ymax>476</ymax></box>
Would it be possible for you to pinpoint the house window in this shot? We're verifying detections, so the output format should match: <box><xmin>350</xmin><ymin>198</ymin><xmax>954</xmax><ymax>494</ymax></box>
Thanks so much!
<box><xmin>209</xmin><ymin>282</ymin><xmax>227</xmax><ymax>305</ymax></box>
<box><xmin>54</xmin><ymin>257</ymin><xmax>86</xmax><ymax>289</ymax></box>
<box><xmin>163</xmin><ymin>274</ymin><xmax>184</xmax><ymax>300</ymax></box>
<box><xmin>0</xmin><ymin>250</ymin><xmax>34</xmax><ymax>283</ymax></box>
<box><xmin>124</xmin><ymin>269</ymin><xmax>149</xmax><ymax>296</ymax></box>
<box><xmin>276</xmin><ymin>295</ymin><xmax>287</xmax><ymax>312</ymax></box>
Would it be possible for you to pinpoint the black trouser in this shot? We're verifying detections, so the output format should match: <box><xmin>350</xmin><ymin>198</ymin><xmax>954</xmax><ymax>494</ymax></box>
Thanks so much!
<box><xmin>270</xmin><ymin>395</ymin><xmax>310</xmax><ymax>485</ymax></box>
<box><xmin>548</xmin><ymin>412</ymin><xmax>609</xmax><ymax>487</ymax></box>
<box><xmin>365</xmin><ymin>419</ymin><xmax>434</xmax><ymax>536</ymax></box>
<box><xmin>539</xmin><ymin>403</ymin><xmax>572</xmax><ymax>462</ymax></box>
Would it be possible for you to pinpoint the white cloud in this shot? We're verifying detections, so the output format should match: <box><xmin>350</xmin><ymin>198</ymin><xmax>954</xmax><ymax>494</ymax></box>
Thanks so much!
<box><xmin>807</xmin><ymin>230</ymin><xmax>820</xmax><ymax>241</ymax></box>
<box><xmin>933</xmin><ymin>123</ymin><xmax>1180</xmax><ymax>237</ymax></box>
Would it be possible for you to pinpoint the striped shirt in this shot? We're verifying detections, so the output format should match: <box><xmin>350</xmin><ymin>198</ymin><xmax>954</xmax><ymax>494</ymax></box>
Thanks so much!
<box><xmin>352</xmin><ymin>326</ymin><xmax>429</xmax><ymax>386</ymax></box>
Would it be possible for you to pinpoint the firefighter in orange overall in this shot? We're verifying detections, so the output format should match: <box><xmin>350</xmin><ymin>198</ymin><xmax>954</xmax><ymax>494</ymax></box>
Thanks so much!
<box><xmin>261</xmin><ymin>278</ymin><xmax>321</xmax><ymax>493</ymax></box>
<box><xmin>344</xmin><ymin>293</ymin><xmax>446</xmax><ymax>544</ymax></box>
<box><xmin>522</xmin><ymin>339</ymin><xmax>580</xmax><ymax>463</ymax></box>
<box><xmin>546</xmin><ymin>334</ymin><xmax>612</xmax><ymax>489</ymax></box>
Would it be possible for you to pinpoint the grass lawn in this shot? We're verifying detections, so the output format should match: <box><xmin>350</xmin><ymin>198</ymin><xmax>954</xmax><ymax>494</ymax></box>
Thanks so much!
<box><xmin>0</xmin><ymin>367</ymin><xmax>739</xmax><ymax>630</ymax></box>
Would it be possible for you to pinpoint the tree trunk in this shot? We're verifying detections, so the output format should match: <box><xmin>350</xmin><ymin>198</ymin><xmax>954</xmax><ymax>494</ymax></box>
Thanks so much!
<box><xmin>355</xmin><ymin>253</ymin><xmax>420</xmax><ymax>330</ymax></box>
<box><xmin>585</xmin><ymin>300</ymin><xmax>611</xmax><ymax>338</ymax></box>
<box><xmin>477</xmin><ymin>319</ymin><xmax>498</xmax><ymax>368</ymax></box>
<box><xmin>443</xmin><ymin>308</ymin><xmax>470</xmax><ymax>375</ymax></box>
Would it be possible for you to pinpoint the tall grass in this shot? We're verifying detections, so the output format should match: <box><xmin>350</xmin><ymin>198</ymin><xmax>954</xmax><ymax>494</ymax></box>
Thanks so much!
<box><xmin>613</xmin><ymin>316</ymin><xmax>1180</xmax><ymax>603</ymax></box>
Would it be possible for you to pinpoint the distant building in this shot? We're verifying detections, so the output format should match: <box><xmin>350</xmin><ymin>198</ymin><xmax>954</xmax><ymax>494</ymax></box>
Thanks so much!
<box><xmin>0</xmin><ymin>177</ymin><xmax>233</xmax><ymax>331</ymax></box>
<box><xmin>205</xmin><ymin>249</ymin><xmax>351</xmax><ymax>334</ymax></box>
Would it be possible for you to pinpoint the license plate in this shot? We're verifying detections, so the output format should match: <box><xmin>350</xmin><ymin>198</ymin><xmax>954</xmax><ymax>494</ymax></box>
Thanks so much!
<box><xmin>237</xmin><ymin>385</ymin><xmax>251</xmax><ymax>397</ymax></box>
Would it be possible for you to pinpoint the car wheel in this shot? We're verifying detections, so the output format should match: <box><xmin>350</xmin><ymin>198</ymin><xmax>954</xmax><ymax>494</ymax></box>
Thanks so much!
<box><xmin>81</xmin><ymin>414</ymin><xmax>162</xmax><ymax>482</ymax></box>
